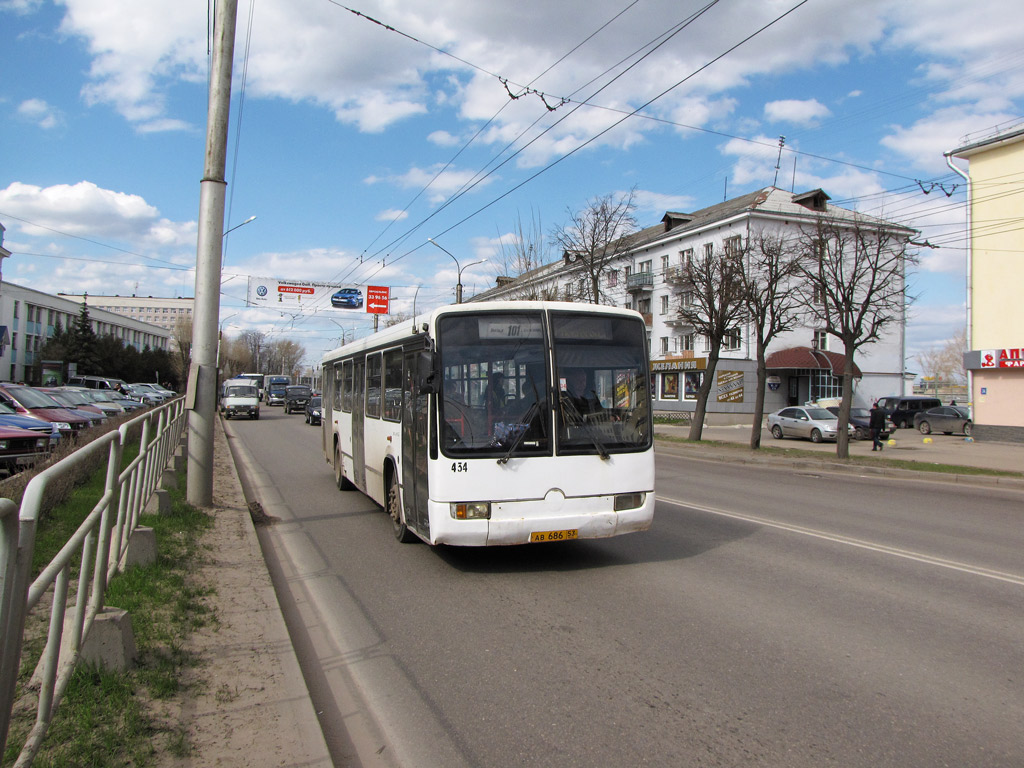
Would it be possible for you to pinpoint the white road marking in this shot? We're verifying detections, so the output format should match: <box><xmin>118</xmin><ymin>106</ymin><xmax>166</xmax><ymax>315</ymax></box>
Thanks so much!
<box><xmin>657</xmin><ymin>495</ymin><xmax>1024</xmax><ymax>587</ymax></box>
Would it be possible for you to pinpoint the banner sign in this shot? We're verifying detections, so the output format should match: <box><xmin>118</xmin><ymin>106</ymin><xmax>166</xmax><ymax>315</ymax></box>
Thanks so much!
<box><xmin>366</xmin><ymin>286</ymin><xmax>390</xmax><ymax>314</ymax></box>
<box><xmin>717</xmin><ymin>370</ymin><xmax>745</xmax><ymax>403</ymax></box>
<box><xmin>246</xmin><ymin>276</ymin><xmax>370</xmax><ymax>312</ymax></box>
<box><xmin>980</xmin><ymin>348</ymin><xmax>1024</xmax><ymax>368</ymax></box>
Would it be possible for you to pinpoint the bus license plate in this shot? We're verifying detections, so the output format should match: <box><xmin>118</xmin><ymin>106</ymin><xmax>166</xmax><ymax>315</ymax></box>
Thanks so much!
<box><xmin>530</xmin><ymin>529</ymin><xmax>578</xmax><ymax>543</ymax></box>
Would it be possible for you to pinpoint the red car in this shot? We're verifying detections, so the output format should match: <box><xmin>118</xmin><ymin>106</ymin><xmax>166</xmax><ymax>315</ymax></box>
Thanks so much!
<box><xmin>0</xmin><ymin>423</ymin><xmax>52</xmax><ymax>474</ymax></box>
<box><xmin>0</xmin><ymin>384</ymin><xmax>93</xmax><ymax>438</ymax></box>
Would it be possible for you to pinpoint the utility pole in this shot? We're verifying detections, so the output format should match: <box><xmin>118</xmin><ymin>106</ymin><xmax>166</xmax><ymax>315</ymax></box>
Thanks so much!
<box><xmin>187</xmin><ymin>0</ymin><xmax>237</xmax><ymax>506</ymax></box>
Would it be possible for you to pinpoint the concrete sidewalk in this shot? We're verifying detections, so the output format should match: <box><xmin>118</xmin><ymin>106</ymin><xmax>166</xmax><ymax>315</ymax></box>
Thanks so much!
<box><xmin>656</xmin><ymin>422</ymin><xmax>1024</xmax><ymax>479</ymax></box>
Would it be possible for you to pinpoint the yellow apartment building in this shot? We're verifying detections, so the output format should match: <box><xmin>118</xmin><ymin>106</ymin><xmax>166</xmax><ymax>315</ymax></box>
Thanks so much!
<box><xmin>949</xmin><ymin>125</ymin><xmax>1024</xmax><ymax>442</ymax></box>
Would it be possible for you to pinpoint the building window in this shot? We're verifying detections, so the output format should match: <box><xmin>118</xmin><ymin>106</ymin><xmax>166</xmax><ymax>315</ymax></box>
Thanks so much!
<box><xmin>637</xmin><ymin>297</ymin><xmax>651</xmax><ymax>314</ymax></box>
<box><xmin>661</xmin><ymin>372</ymin><xmax>679</xmax><ymax>400</ymax></box>
<box><xmin>680</xmin><ymin>248</ymin><xmax>693</xmax><ymax>266</ymax></box>
<box><xmin>812</xmin><ymin>283</ymin><xmax>825</xmax><ymax>305</ymax></box>
<box><xmin>703</xmin><ymin>242</ymin><xmax>714</xmax><ymax>260</ymax></box>
<box><xmin>813</xmin><ymin>330</ymin><xmax>828</xmax><ymax>350</ymax></box>
<box><xmin>607</xmin><ymin>270</ymin><xmax>618</xmax><ymax>288</ymax></box>
<box><xmin>682</xmin><ymin>333</ymin><xmax>695</xmax><ymax>351</ymax></box>
<box><xmin>660</xmin><ymin>337</ymin><xmax>669</xmax><ymax>355</ymax></box>
<box><xmin>724</xmin><ymin>235</ymin><xmax>743</xmax><ymax>257</ymax></box>
<box><xmin>723</xmin><ymin>328</ymin><xmax>742</xmax><ymax>351</ymax></box>
<box><xmin>639</xmin><ymin>259</ymin><xmax>652</xmax><ymax>273</ymax></box>
<box><xmin>660</xmin><ymin>295</ymin><xmax>669</xmax><ymax>314</ymax></box>
<box><xmin>661</xmin><ymin>255</ymin><xmax>669</xmax><ymax>274</ymax></box>
<box><xmin>680</xmin><ymin>290</ymin><xmax>695</xmax><ymax>307</ymax></box>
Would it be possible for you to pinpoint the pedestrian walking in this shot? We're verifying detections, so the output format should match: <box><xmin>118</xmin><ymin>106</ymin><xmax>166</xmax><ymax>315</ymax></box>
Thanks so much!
<box><xmin>869</xmin><ymin>401</ymin><xmax>886</xmax><ymax>451</ymax></box>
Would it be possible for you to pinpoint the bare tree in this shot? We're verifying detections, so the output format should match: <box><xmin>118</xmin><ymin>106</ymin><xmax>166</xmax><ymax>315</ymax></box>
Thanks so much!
<box><xmin>551</xmin><ymin>189</ymin><xmax>638</xmax><ymax>305</ymax></box>
<box><xmin>798</xmin><ymin>216</ymin><xmax>917</xmax><ymax>458</ymax></box>
<box><xmin>171</xmin><ymin>316</ymin><xmax>193</xmax><ymax>380</ymax></box>
<box><xmin>742</xmin><ymin>231</ymin><xmax>803</xmax><ymax>449</ymax></box>
<box><xmin>916</xmin><ymin>327</ymin><xmax>967</xmax><ymax>390</ymax></box>
<box><xmin>676</xmin><ymin>242</ymin><xmax>748</xmax><ymax>441</ymax></box>
<box><xmin>238</xmin><ymin>330</ymin><xmax>266</xmax><ymax>372</ymax></box>
<box><xmin>494</xmin><ymin>209</ymin><xmax>550</xmax><ymax>300</ymax></box>
<box><xmin>264</xmin><ymin>338</ymin><xmax>306</xmax><ymax>379</ymax></box>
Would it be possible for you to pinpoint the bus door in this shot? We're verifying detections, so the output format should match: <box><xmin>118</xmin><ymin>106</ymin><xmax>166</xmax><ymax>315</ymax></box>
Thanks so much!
<box><xmin>401</xmin><ymin>350</ymin><xmax>430</xmax><ymax>537</ymax></box>
<box><xmin>352</xmin><ymin>359</ymin><xmax>366</xmax><ymax>490</ymax></box>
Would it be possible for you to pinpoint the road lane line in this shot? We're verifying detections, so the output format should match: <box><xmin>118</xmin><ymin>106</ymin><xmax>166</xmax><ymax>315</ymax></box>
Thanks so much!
<box><xmin>657</xmin><ymin>495</ymin><xmax>1024</xmax><ymax>587</ymax></box>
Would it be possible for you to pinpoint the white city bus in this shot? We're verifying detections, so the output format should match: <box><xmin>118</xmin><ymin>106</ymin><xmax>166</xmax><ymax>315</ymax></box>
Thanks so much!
<box><xmin>321</xmin><ymin>301</ymin><xmax>654</xmax><ymax>546</ymax></box>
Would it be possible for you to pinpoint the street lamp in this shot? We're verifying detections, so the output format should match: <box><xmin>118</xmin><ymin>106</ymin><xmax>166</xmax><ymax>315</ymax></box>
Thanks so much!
<box><xmin>222</xmin><ymin>215</ymin><xmax>256</xmax><ymax>237</ymax></box>
<box><xmin>427</xmin><ymin>238</ymin><xmax>487</xmax><ymax>304</ymax></box>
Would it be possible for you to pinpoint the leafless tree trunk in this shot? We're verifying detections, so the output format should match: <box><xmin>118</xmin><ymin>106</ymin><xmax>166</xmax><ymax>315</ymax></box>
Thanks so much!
<box><xmin>798</xmin><ymin>216</ymin><xmax>917</xmax><ymax>458</ymax></box>
<box><xmin>551</xmin><ymin>188</ymin><xmax>638</xmax><ymax>305</ymax></box>
<box><xmin>676</xmin><ymin>244</ymin><xmax>748</xmax><ymax>440</ymax></box>
<box><xmin>742</xmin><ymin>231</ymin><xmax>803</xmax><ymax>449</ymax></box>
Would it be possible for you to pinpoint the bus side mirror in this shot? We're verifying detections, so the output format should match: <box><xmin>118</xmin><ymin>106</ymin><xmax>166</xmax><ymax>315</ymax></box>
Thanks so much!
<box><xmin>418</xmin><ymin>351</ymin><xmax>439</xmax><ymax>395</ymax></box>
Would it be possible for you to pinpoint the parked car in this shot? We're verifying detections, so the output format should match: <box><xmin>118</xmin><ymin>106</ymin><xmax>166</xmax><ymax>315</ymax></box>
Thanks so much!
<box><xmin>826</xmin><ymin>406</ymin><xmax>894</xmax><ymax>441</ymax></box>
<box><xmin>305</xmin><ymin>396</ymin><xmax>322</xmax><ymax>425</ymax></box>
<box><xmin>875</xmin><ymin>395</ymin><xmax>942</xmax><ymax>429</ymax></box>
<box><xmin>914</xmin><ymin>405</ymin><xmax>973</xmax><ymax>436</ymax></box>
<box><xmin>284</xmin><ymin>385</ymin><xmax>312</xmax><ymax>414</ymax></box>
<box><xmin>767</xmin><ymin>406</ymin><xmax>855</xmax><ymax>443</ymax></box>
<box><xmin>40</xmin><ymin>387</ymin><xmax>118</xmax><ymax>418</ymax></box>
<box><xmin>331</xmin><ymin>287</ymin><xmax>363</xmax><ymax>308</ymax></box>
<box><xmin>124</xmin><ymin>384</ymin><xmax>163</xmax><ymax>405</ymax></box>
<box><xmin>0</xmin><ymin>401</ymin><xmax>62</xmax><ymax>447</ymax></box>
<box><xmin>130</xmin><ymin>383</ymin><xmax>171</xmax><ymax>402</ymax></box>
<box><xmin>0</xmin><ymin>423</ymin><xmax>52</xmax><ymax>475</ymax></box>
<box><xmin>67</xmin><ymin>374</ymin><xmax>129</xmax><ymax>391</ymax></box>
<box><xmin>95</xmin><ymin>389</ymin><xmax>147</xmax><ymax>411</ymax></box>
<box><xmin>0</xmin><ymin>384</ymin><xmax>93</xmax><ymax>437</ymax></box>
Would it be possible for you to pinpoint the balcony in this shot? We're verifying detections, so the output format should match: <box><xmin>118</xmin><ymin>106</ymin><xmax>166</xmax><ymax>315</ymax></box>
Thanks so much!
<box><xmin>626</xmin><ymin>272</ymin><xmax>654</xmax><ymax>292</ymax></box>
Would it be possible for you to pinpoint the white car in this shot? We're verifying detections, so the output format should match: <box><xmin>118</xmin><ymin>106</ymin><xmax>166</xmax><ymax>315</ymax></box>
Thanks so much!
<box><xmin>767</xmin><ymin>406</ymin><xmax>855</xmax><ymax>443</ymax></box>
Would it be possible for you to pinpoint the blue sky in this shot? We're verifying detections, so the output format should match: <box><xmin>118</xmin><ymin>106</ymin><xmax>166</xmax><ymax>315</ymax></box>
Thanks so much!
<box><xmin>2</xmin><ymin>0</ymin><xmax>1023</xmax><ymax>368</ymax></box>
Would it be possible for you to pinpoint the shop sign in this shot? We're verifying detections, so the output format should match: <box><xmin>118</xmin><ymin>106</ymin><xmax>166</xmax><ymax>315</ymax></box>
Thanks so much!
<box><xmin>981</xmin><ymin>348</ymin><xmax>1024</xmax><ymax>368</ymax></box>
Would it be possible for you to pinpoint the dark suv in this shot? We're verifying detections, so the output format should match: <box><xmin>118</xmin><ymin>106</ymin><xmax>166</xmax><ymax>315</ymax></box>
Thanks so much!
<box><xmin>284</xmin><ymin>385</ymin><xmax>312</xmax><ymax>414</ymax></box>
<box><xmin>876</xmin><ymin>395</ymin><xmax>942</xmax><ymax>429</ymax></box>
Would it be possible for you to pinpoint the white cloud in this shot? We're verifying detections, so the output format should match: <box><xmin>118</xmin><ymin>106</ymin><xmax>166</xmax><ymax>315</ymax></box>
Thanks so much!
<box><xmin>880</xmin><ymin>106</ymin><xmax>1021</xmax><ymax>173</ymax></box>
<box><xmin>764</xmin><ymin>99</ymin><xmax>831</xmax><ymax>126</ymax></box>
<box><xmin>365</xmin><ymin>164</ymin><xmax>495</xmax><ymax>205</ymax></box>
<box><xmin>17</xmin><ymin>98</ymin><xmax>62</xmax><ymax>129</ymax></box>
<box><xmin>375</xmin><ymin>209</ymin><xmax>409</xmax><ymax>222</ymax></box>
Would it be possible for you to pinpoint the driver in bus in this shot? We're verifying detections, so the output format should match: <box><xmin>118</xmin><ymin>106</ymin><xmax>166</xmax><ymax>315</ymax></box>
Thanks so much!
<box><xmin>562</xmin><ymin>368</ymin><xmax>603</xmax><ymax>416</ymax></box>
<box><xmin>485</xmin><ymin>372</ymin><xmax>508</xmax><ymax>418</ymax></box>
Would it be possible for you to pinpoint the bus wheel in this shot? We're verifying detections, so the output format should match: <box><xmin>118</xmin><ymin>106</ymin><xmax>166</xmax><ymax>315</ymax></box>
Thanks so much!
<box><xmin>388</xmin><ymin>474</ymin><xmax>416</xmax><ymax>543</ymax></box>
<box><xmin>335</xmin><ymin>445</ymin><xmax>355</xmax><ymax>491</ymax></box>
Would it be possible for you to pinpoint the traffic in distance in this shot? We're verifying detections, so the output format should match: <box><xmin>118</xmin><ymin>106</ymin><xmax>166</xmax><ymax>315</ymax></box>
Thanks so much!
<box><xmin>320</xmin><ymin>301</ymin><xmax>655</xmax><ymax>546</ymax></box>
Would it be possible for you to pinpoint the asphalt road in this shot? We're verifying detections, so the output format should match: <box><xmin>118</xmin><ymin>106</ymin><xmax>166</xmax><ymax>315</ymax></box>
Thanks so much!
<box><xmin>229</xmin><ymin>406</ymin><xmax>1024</xmax><ymax>768</ymax></box>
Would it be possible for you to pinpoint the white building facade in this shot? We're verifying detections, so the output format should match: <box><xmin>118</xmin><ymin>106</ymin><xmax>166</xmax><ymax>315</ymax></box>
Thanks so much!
<box><xmin>57</xmin><ymin>293</ymin><xmax>194</xmax><ymax>334</ymax></box>
<box><xmin>0</xmin><ymin>281</ymin><xmax>171</xmax><ymax>384</ymax></box>
<box><xmin>473</xmin><ymin>187</ymin><xmax>916</xmax><ymax>422</ymax></box>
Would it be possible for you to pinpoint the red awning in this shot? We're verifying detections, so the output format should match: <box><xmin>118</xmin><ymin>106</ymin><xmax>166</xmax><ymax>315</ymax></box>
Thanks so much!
<box><xmin>765</xmin><ymin>346</ymin><xmax>861</xmax><ymax>378</ymax></box>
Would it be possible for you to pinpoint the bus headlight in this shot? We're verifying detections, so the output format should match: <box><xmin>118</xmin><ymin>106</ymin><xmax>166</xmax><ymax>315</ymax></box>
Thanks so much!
<box><xmin>451</xmin><ymin>502</ymin><xmax>490</xmax><ymax>520</ymax></box>
<box><xmin>614</xmin><ymin>492</ymin><xmax>645</xmax><ymax>511</ymax></box>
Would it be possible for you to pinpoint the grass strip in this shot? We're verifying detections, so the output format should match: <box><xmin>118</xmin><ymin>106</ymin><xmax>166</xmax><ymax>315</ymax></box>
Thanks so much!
<box><xmin>3</xmin><ymin>465</ymin><xmax>214</xmax><ymax>768</ymax></box>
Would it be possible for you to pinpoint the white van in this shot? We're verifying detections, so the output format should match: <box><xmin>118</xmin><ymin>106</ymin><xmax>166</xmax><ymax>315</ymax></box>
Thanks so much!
<box><xmin>220</xmin><ymin>378</ymin><xmax>260</xmax><ymax>420</ymax></box>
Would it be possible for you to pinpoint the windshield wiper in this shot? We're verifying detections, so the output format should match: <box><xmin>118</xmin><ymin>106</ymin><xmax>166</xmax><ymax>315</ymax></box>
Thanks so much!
<box><xmin>560</xmin><ymin>394</ymin><xmax>609</xmax><ymax>460</ymax></box>
<box><xmin>497</xmin><ymin>400</ymin><xmax>543</xmax><ymax>464</ymax></box>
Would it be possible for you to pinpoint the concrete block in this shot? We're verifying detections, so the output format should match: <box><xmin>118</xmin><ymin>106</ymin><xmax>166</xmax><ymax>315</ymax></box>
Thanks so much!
<box><xmin>173</xmin><ymin>451</ymin><xmax>186</xmax><ymax>473</ymax></box>
<box><xmin>161</xmin><ymin>467</ymin><xmax>178</xmax><ymax>490</ymax></box>
<box><xmin>144</xmin><ymin>488</ymin><xmax>172</xmax><ymax>516</ymax></box>
<box><xmin>126</xmin><ymin>526</ymin><xmax>157</xmax><ymax>567</ymax></box>
<box><xmin>80</xmin><ymin>608</ymin><xmax>137</xmax><ymax>671</ymax></box>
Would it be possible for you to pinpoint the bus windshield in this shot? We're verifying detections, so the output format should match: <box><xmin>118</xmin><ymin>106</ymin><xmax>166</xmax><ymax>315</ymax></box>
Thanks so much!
<box><xmin>437</xmin><ymin>310</ymin><xmax>651</xmax><ymax>458</ymax></box>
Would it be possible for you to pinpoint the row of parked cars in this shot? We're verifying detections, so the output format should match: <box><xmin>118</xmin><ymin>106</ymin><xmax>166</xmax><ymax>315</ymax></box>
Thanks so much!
<box><xmin>0</xmin><ymin>379</ymin><xmax>177</xmax><ymax>476</ymax></box>
<box><xmin>767</xmin><ymin>395</ymin><xmax>972</xmax><ymax>444</ymax></box>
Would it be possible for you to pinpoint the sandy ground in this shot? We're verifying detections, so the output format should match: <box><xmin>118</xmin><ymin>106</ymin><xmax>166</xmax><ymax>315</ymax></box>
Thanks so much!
<box><xmin>149</xmin><ymin>424</ymin><xmax>330</xmax><ymax>767</ymax></box>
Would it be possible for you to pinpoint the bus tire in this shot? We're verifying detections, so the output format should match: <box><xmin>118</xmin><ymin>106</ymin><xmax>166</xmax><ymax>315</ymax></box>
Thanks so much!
<box><xmin>335</xmin><ymin>445</ymin><xmax>355</xmax><ymax>491</ymax></box>
<box><xmin>388</xmin><ymin>473</ymin><xmax>416</xmax><ymax>543</ymax></box>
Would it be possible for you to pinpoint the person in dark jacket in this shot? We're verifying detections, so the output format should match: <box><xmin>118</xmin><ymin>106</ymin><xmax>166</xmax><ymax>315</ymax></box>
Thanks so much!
<box><xmin>869</xmin><ymin>402</ymin><xmax>886</xmax><ymax>451</ymax></box>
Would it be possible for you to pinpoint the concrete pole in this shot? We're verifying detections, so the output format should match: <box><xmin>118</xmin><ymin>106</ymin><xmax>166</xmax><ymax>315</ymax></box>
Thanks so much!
<box><xmin>188</xmin><ymin>0</ymin><xmax>237</xmax><ymax>506</ymax></box>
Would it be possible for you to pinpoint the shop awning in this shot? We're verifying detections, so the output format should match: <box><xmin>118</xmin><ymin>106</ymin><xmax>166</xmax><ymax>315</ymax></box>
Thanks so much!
<box><xmin>766</xmin><ymin>346</ymin><xmax>861</xmax><ymax>378</ymax></box>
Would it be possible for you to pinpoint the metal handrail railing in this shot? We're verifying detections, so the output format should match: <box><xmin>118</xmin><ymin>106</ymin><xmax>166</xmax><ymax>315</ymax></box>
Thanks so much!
<box><xmin>0</xmin><ymin>398</ymin><xmax>186</xmax><ymax>764</ymax></box>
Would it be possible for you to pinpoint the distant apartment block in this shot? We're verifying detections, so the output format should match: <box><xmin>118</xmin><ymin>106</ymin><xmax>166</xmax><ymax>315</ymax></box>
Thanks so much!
<box><xmin>57</xmin><ymin>293</ymin><xmax>194</xmax><ymax>333</ymax></box>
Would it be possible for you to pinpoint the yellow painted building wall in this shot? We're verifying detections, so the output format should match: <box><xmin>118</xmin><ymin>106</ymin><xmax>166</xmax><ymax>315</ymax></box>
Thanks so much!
<box><xmin>963</xmin><ymin>135</ymin><xmax>1024</xmax><ymax>431</ymax></box>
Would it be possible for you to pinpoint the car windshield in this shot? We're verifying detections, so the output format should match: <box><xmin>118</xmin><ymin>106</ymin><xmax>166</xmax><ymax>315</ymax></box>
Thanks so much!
<box><xmin>849</xmin><ymin>408</ymin><xmax>869</xmax><ymax>418</ymax></box>
<box><xmin>286</xmin><ymin>386</ymin><xmax>310</xmax><ymax>396</ymax></box>
<box><xmin>805</xmin><ymin>407</ymin><xmax>836</xmax><ymax>420</ymax></box>
<box><xmin>309</xmin><ymin>397</ymin><xmax>321</xmax><ymax>407</ymax></box>
<box><xmin>6</xmin><ymin>388</ymin><xmax>62</xmax><ymax>408</ymax></box>
<box><xmin>226</xmin><ymin>386</ymin><xmax>258</xmax><ymax>397</ymax></box>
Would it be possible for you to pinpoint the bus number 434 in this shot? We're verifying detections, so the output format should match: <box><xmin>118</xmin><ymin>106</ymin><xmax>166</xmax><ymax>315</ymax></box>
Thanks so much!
<box><xmin>451</xmin><ymin>462</ymin><xmax>468</xmax><ymax>473</ymax></box>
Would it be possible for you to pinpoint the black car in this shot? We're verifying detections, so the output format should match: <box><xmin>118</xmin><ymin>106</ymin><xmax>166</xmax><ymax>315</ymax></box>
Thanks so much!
<box><xmin>914</xmin><ymin>405</ymin><xmax>973</xmax><ymax>436</ymax></box>
<box><xmin>826</xmin><ymin>406</ymin><xmax>894</xmax><ymax>440</ymax></box>
<box><xmin>875</xmin><ymin>395</ymin><xmax>942</xmax><ymax>429</ymax></box>
<box><xmin>284</xmin><ymin>385</ymin><xmax>312</xmax><ymax>414</ymax></box>
<box><xmin>305</xmin><ymin>396</ymin><xmax>322</xmax><ymax>425</ymax></box>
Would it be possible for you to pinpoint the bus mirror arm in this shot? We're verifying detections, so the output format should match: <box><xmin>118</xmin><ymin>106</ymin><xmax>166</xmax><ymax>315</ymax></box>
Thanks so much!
<box><xmin>417</xmin><ymin>351</ymin><xmax>439</xmax><ymax>395</ymax></box>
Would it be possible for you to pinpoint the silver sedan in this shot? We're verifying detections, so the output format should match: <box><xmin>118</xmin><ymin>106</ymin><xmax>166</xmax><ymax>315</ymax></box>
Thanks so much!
<box><xmin>767</xmin><ymin>406</ymin><xmax>854</xmax><ymax>443</ymax></box>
